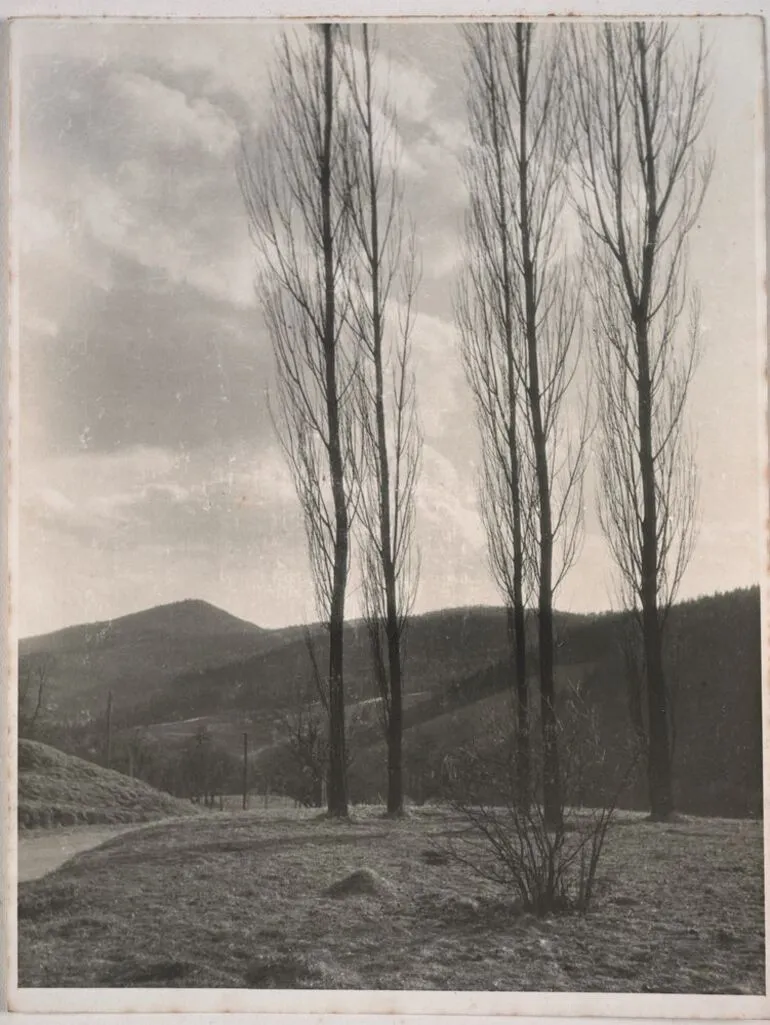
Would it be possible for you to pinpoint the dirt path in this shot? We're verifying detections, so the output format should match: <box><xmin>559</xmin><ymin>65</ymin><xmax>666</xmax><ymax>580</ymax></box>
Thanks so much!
<box><xmin>18</xmin><ymin>824</ymin><xmax>148</xmax><ymax>883</ymax></box>
<box><xmin>17</xmin><ymin>809</ymin><xmax>235</xmax><ymax>883</ymax></box>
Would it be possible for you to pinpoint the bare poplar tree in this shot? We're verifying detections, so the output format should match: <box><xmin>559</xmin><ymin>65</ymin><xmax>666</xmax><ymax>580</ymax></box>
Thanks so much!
<box><xmin>459</xmin><ymin>24</ymin><xmax>586</xmax><ymax>826</ymax></box>
<box><xmin>570</xmin><ymin>23</ymin><xmax>712</xmax><ymax>818</ymax></box>
<box><xmin>239</xmin><ymin>24</ymin><xmax>356</xmax><ymax>817</ymax></box>
<box><xmin>508</xmin><ymin>23</ymin><xmax>587</xmax><ymax>829</ymax></box>
<box><xmin>457</xmin><ymin>23</ymin><xmax>532</xmax><ymax>809</ymax></box>
<box><xmin>342</xmin><ymin>25</ymin><xmax>422</xmax><ymax>816</ymax></box>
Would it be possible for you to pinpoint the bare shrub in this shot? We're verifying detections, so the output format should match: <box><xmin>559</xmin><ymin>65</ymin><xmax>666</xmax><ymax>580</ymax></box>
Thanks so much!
<box><xmin>440</xmin><ymin>685</ymin><xmax>637</xmax><ymax>915</ymax></box>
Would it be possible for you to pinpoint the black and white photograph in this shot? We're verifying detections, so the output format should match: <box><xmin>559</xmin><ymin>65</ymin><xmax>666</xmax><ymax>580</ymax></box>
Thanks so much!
<box><xmin>6</xmin><ymin>10</ymin><xmax>767</xmax><ymax>1011</ymax></box>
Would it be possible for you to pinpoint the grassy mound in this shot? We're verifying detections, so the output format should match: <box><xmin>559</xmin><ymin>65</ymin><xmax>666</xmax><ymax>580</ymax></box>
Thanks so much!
<box><xmin>18</xmin><ymin>739</ymin><xmax>198</xmax><ymax>829</ymax></box>
<box><xmin>325</xmin><ymin>867</ymin><xmax>395</xmax><ymax>899</ymax></box>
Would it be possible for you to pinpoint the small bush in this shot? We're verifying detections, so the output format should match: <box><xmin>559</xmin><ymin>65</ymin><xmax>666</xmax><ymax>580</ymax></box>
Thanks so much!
<box><xmin>440</xmin><ymin>684</ymin><xmax>638</xmax><ymax>915</ymax></box>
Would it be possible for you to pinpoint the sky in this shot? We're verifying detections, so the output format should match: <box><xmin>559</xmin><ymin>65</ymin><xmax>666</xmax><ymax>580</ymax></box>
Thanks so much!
<box><xmin>14</xmin><ymin>18</ymin><xmax>765</xmax><ymax>637</ymax></box>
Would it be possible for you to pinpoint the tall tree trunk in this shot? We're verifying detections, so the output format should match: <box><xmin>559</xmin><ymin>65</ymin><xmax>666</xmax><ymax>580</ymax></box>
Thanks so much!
<box><xmin>383</xmin><ymin>573</ymin><xmax>403</xmax><ymax>813</ymax></box>
<box><xmin>510</xmin><ymin>407</ymin><xmax>529</xmax><ymax>809</ymax></box>
<box><xmin>485</xmin><ymin>24</ymin><xmax>530</xmax><ymax>809</ymax></box>
<box><xmin>507</xmin><ymin>603</ymin><xmax>530</xmax><ymax>807</ymax></box>
<box><xmin>357</xmin><ymin>24</ymin><xmax>412</xmax><ymax>816</ymax></box>
<box><xmin>385</xmin><ymin>649</ymin><xmax>403</xmax><ymax>814</ymax></box>
<box><xmin>105</xmin><ymin>690</ymin><xmax>113</xmax><ymax>770</ymax></box>
<box><xmin>515</xmin><ymin>24</ymin><xmax>560</xmax><ymax>829</ymax></box>
<box><xmin>636</xmin><ymin>320</ymin><xmax>673</xmax><ymax>819</ymax></box>
<box><xmin>321</xmin><ymin>23</ymin><xmax>348</xmax><ymax>818</ymax></box>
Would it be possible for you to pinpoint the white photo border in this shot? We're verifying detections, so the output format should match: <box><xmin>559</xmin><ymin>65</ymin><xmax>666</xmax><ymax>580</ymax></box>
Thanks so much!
<box><xmin>2</xmin><ymin>2</ymin><xmax>768</xmax><ymax>1022</ymax></box>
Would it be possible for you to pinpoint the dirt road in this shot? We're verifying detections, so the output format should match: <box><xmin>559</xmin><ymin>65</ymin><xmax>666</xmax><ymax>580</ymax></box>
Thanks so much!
<box><xmin>16</xmin><ymin>809</ymin><xmax>230</xmax><ymax>883</ymax></box>
<box><xmin>17</xmin><ymin>824</ymin><xmax>146</xmax><ymax>883</ymax></box>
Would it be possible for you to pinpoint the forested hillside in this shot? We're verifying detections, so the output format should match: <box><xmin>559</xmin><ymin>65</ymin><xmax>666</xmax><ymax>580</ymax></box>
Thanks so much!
<box><xmin>21</xmin><ymin>587</ymin><xmax>763</xmax><ymax>818</ymax></box>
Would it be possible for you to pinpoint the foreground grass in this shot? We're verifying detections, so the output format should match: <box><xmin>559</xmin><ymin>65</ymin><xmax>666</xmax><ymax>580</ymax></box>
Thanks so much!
<box><xmin>18</xmin><ymin>807</ymin><xmax>764</xmax><ymax>992</ymax></box>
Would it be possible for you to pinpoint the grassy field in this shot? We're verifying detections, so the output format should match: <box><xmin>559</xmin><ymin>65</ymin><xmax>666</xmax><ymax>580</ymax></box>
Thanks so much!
<box><xmin>18</xmin><ymin>740</ymin><xmax>199</xmax><ymax>828</ymax></box>
<box><xmin>17</xmin><ymin>806</ymin><xmax>764</xmax><ymax>992</ymax></box>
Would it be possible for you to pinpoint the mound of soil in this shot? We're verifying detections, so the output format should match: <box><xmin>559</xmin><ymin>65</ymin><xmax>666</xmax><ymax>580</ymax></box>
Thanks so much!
<box><xmin>325</xmin><ymin>867</ymin><xmax>395</xmax><ymax>899</ymax></box>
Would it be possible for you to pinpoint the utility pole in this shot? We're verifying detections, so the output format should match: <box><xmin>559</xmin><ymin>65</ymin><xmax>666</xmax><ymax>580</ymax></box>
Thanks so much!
<box><xmin>105</xmin><ymin>691</ymin><xmax>113</xmax><ymax>770</ymax></box>
<box><xmin>242</xmin><ymin>732</ymin><xmax>249</xmax><ymax>811</ymax></box>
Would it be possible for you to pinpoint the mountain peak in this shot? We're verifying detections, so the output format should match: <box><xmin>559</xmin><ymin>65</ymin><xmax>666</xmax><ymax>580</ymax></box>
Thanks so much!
<box><xmin>22</xmin><ymin>598</ymin><xmax>263</xmax><ymax>650</ymax></box>
<box><xmin>126</xmin><ymin>599</ymin><xmax>265</xmax><ymax>637</ymax></box>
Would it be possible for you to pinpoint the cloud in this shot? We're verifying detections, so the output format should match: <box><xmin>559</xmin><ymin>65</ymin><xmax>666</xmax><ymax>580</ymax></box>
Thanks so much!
<box><xmin>381</xmin><ymin>57</ymin><xmax>438</xmax><ymax>125</ymax></box>
<box><xmin>412</xmin><ymin>446</ymin><xmax>495</xmax><ymax>613</ymax></box>
<box><xmin>17</xmin><ymin>200</ymin><xmax>62</xmax><ymax>253</ymax></box>
<box><xmin>80</xmin><ymin>175</ymin><xmax>134</xmax><ymax>250</ymax></box>
<box><xmin>410</xmin><ymin>309</ymin><xmax>473</xmax><ymax>446</ymax></box>
<box><xmin>20</xmin><ymin>50</ymin><xmax>255</xmax><ymax>312</ymax></box>
<box><xmin>21</xmin><ymin>252</ymin><xmax>273</xmax><ymax>458</ymax></box>
<box><xmin>418</xmin><ymin>444</ymin><xmax>485</xmax><ymax>550</ymax></box>
<box><xmin>15</xmin><ymin>20</ymin><xmax>281</xmax><ymax>118</ymax></box>
<box><xmin>23</xmin><ymin>440</ymin><xmax>302</xmax><ymax>551</ymax></box>
<box><xmin>110</xmin><ymin>70</ymin><xmax>239</xmax><ymax>157</ymax></box>
<box><xmin>24</xmin><ymin>312</ymin><xmax>58</xmax><ymax>339</ymax></box>
<box><xmin>77</xmin><ymin>169</ymin><xmax>255</xmax><ymax>310</ymax></box>
<box><xmin>19</xmin><ymin>439</ymin><xmax>312</xmax><ymax>633</ymax></box>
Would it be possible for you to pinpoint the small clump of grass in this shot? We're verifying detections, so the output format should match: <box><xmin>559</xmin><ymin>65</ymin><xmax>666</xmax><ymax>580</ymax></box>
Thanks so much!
<box><xmin>244</xmin><ymin>953</ymin><xmax>360</xmax><ymax>989</ymax></box>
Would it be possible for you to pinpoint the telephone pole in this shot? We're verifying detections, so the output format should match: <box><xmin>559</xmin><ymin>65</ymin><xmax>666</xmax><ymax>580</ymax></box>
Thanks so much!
<box><xmin>242</xmin><ymin>732</ymin><xmax>249</xmax><ymax>811</ymax></box>
<box><xmin>105</xmin><ymin>691</ymin><xmax>113</xmax><ymax>770</ymax></box>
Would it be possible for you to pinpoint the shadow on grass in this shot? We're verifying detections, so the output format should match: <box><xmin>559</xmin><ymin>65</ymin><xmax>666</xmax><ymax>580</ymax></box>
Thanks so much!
<box><xmin>18</xmin><ymin>880</ymin><xmax>79</xmax><ymax>922</ymax></box>
<box><xmin>60</xmin><ymin>828</ymin><xmax>397</xmax><ymax>876</ymax></box>
<box><xmin>244</xmin><ymin>953</ymin><xmax>361</xmax><ymax>989</ymax></box>
<box><xmin>99</xmin><ymin>957</ymin><xmax>242</xmax><ymax>988</ymax></box>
